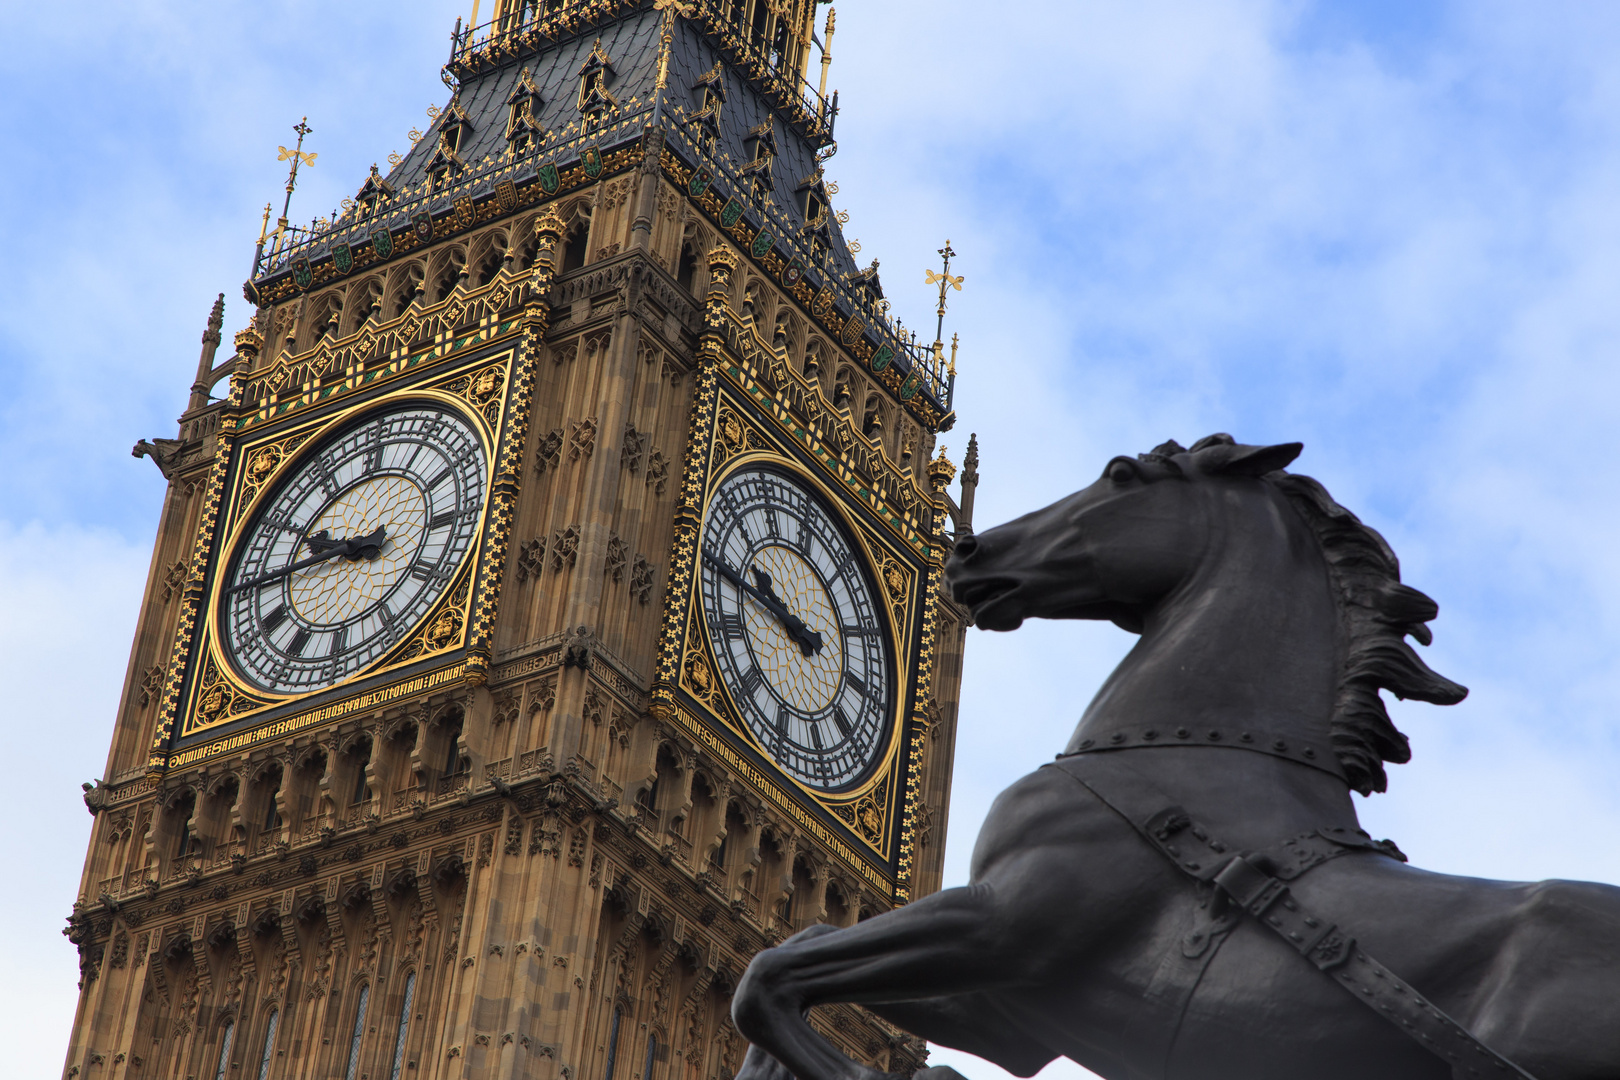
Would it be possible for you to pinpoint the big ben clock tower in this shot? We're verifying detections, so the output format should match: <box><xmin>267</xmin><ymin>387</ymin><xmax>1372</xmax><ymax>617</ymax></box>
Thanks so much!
<box><xmin>63</xmin><ymin>4</ymin><xmax>976</xmax><ymax>1080</ymax></box>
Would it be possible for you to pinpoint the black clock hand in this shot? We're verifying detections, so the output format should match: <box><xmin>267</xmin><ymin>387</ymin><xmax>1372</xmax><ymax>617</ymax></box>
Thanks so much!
<box><xmin>228</xmin><ymin>526</ymin><xmax>388</xmax><ymax>594</ymax></box>
<box><xmin>748</xmin><ymin>568</ymin><xmax>827</xmax><ymax>657</ymax></box>
<box><xmin>701</xmin><ymin>549</ymin><xmax>824</xmax><ymax>656</ymax></box>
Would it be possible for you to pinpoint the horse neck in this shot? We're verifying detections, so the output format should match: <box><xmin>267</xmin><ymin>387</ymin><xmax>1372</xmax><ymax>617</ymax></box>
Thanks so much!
<box><xmin>1069</xmin><ymin>487</ymin><xmax>1361</xmax><ymax>840</ymax></box>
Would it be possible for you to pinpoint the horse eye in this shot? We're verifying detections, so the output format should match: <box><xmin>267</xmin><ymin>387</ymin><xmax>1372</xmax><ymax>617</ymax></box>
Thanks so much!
<box><xmin>1107</xmin><ymin>461</ymin><xmax>1135</xmax><ymax>483</ymax></box>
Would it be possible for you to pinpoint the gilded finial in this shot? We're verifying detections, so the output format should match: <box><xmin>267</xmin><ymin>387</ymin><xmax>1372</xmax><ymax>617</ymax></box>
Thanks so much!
<box><xmin>818</xmin><ymin>7</ymin><xmax>837</xmax><ymax>101</ymax></box>
<box><xmin>234</xmin><ymin>326</ymin><xmax>265</xmax><ymax>360</ymax></box>
<box><xmin>927</xmin><ymin>444</ymin><xmax>957</xmax><ymax>489</ymax></box>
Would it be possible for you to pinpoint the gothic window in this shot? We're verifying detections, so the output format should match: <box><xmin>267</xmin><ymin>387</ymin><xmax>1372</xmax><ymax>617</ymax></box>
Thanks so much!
<box><xmin>345</xmin><ymin>983</ymin><xmax>371</xmax><ymax>1080</ymax></box>
<box><xmin>475</xmin><ymin>248</ymin><xmax>503</xmax><ymax>286</ymax></box>
<box><xmin>293</xmin><ymin>748</ymin><xmax>326</xmax><ymax>831</ymax></box>
<box><xmin>824</xmin><ymin>880</ymin><xmax>849</xmax><ymax>927</ymax></box>
<box><xmin>790</xmin><ymin>857</ymin><xmax>817</xmax><ymax>926</ymax></box>
<box><xmin>561</xmin><ymin>219</ymin><xmax>589</xmax><ymax>273</ymax></box>
<box><xmin>388</xmin><ymin>970</ymin><xmax>417</xmax><ymax>1080</ymax></box>
<box><xmin>256</xmin><ymin>1009</ymin><xmax>280</xmax><ymax>1080</ymax></box>
<box><xmin>439</xmin><ymin>99</ymin><xmax>470</xmax><ymax>156</ymax></box>
<box><xmin>691</xmin><ymin>63</ymin><xmax>725</xmax><ymax>155</ymax></box>
<box><xmin>749</xmin><ymin>0</ymin><xmax>770</xmax><ymax>53</ymax></box>
<box><xmin>349</xmin><ymin>738</ymin><xmax>373</xmax><ymax>807</ymax></box>
<box><xmin>770</xmin><ymin>15</ymin><xmax>791</xmax><ymax>70</ymax></box>
<box><xmin>642</xmin><ymin>1034</ymin><xmax>660</xmax><ymax>1080</ymax></box>
<box><xmin>603</xmin><ymin>1006</ymin><xmax>624</xmax><ymax>1080</ymax></box>
<box><xmin>796</xmin><ymin>171</ymin><xmax>828</xmax><ymax>226</ymax></box>
<box><xmin>260</xmin><ymin>769</ymin><xmax>282</xmax><ymax>833</ymax></box>
<box><xmin>743</xmin><ymin>121</ymin><xmax>776</xmax><ymax>198</ymax></box>
<box><xmin>354</xmin><ymin>164</ymin><xmax>395</xmax><ymax>218</ymax></box>
<box><xmin>436</xmin><ymin>706</ymin><xmax>467</xmax><ymax>783</ymax></box>
<box><xmin>677</xmin><ymin>242</ymin><xmax>699</xmax><ymax>293</ymax></box>
<box><xmin>213</xmin><ymin>1019</ymin><xmax>236</xmax><ymax>1080</ymax></box>
<box><xmin>505</xmin><ymin>66</ymin><xmax>546</xmax><ymax>157</ymax></box>
<box><xmin>577</xmin><ymin>40</ymin><xmax>617</xmax><ymax>128</ymax></box>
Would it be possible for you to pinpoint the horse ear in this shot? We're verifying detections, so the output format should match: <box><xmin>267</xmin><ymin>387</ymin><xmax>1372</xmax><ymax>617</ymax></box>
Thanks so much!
<box><xmin>1211</xmin><ymin>442</ymin><xmax>1303</xmax><ymax>477</ymax></box>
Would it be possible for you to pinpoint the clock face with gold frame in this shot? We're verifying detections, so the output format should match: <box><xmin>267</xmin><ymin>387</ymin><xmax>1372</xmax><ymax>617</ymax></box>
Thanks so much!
<box><xmin>220</xmin><ymin>402</ymin><xmax>488</xmax><ymax>695</ymax></box>
<box><xmin>699</xmin><ymin>465</ymin><xmax>894</xmax><ymax>791</ymax></box>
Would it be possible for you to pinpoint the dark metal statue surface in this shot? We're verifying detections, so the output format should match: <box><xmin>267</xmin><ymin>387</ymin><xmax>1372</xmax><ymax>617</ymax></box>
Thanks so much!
<box><xmin>731</xmin><ymin>435</ymin><xmax>1620</xmax><ymax>1080</ymax></box>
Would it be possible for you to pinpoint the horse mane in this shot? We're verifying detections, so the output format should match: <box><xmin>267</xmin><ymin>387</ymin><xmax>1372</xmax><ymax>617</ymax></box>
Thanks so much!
<box><xmin>1179</xmin><ymin>434</ymin><xmax>1469</xmax><ymax>795</ymax></box>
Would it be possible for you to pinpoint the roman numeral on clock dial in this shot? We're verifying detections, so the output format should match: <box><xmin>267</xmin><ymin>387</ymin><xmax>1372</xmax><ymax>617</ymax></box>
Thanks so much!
<box><xmin>221</xmin><ymin>403</ymin><xmax>489</xmax><ymax>698</ymax></box>
<box><xmin>697</xmin><ymin>465</ymin><xmax>894</xmax><ymax>792</ymax></box>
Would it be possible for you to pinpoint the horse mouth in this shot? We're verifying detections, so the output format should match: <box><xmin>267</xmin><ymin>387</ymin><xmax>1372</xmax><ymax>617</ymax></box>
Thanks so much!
<box><xmin>952</xmin><ymin>576</ymin><xmax>1019</xmax><ymax>614</ymax></box>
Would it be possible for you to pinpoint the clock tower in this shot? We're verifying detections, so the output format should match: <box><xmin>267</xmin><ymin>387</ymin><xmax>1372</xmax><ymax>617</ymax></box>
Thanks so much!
<box><xmin>64</xmin><ymin>4</ymin><xmax>977</xmax><ymax>1080</ymax></box>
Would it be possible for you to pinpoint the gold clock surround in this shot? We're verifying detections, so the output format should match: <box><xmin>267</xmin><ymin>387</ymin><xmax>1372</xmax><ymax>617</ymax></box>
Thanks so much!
<box><xmin>159</xmin><ymin>346</ymin><xmax>521</xmax><ymax>766</ymax></box>
<box><xmin>655</xmin><ymin>345</ymin><xmax>943</xmax><ymax>897</ymax></box>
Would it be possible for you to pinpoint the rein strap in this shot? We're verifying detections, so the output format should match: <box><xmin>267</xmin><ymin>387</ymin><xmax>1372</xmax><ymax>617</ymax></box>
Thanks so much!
<box><xmin>1051</xmin><ymin>754</ymin><xmax>1538</xmax><ymax>1080</ymax></box>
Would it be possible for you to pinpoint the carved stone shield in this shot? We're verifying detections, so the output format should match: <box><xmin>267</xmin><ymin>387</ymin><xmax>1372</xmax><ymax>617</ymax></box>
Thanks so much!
<box><xmin>371</xmin><ymin>229</ymin><xmax>393</xmax><ymax>260</ymax></box>
<box><xmin>332</xmin><ymin>243</ymin><xmax>353</xmax><ymax>276</ymax></box>
<box><xmin>582</xmin><ymin>145</ymin><xmax>602</xmax><ymax>178</ymax></box>
<box><xmin>751</xmin><ymin>230</ymin><xmax>775</xmax><ymax>259</ymax></box>
<box><xmin>292</xmin><ymin>258</ymin><xmax>312</xmax><ymax>290</ymax></box>
<box><xmin>720</xmin><ymin>198</ymin><xmax>744</xmax><ymax>229</ymax></box>
<box><xmin>812</xmin><ymin>285</ymin><xmax>834</xmax><ymax>318</ymax></box>
<box><xmin>495</xmin><ymin>179</ymin><xmax>518</xmax><ymax>212</ymax></box>
<box><xmin>538</xmin><ymin>162</ymin><xmax>559</xmax><ymax>194</ymax></box>
<box><xmin>783</xmin><ymin>255</ymin><xmax>805</xmax><ymax>288</ymax></box>
<box><xmin>412</xmin><ymin>212</ymin><xmax>433</xmax><ymax>243</ymax></box>
<box><xmin>870</xmin><ymin>343</ymin><xmax>894</xmax><ymax>372</ymax></box>
<box><xmin>841</xmin><ymin>316</ymin><xmax>865</xmax><ymax>346</ymax></box>
<box><xmin>899</xmin><ymin>371</ymin><xmax>922</xmax><ymax>401</ymax></box>
<box><xmin>690</xmin><ymin>169</ymin><xmax>713</xmax><ymax>197</ymax></box>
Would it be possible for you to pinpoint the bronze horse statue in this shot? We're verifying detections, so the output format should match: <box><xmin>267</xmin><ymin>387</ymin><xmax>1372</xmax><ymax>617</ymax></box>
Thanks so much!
<box><xmin>731</xmin><ymin>436</ymin><xmax>1620</xmax><ymax>1080</ymax></box>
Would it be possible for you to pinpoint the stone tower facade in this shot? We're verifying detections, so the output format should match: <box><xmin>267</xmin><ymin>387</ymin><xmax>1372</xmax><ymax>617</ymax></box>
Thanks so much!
<box><xmin>64</xmin><ymin>3</ymin><xmax>975</xmax><ymax>1079</ymax></box>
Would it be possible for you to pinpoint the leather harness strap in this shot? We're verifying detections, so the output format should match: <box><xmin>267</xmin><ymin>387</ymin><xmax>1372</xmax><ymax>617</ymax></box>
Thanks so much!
<box><xmin>1050</xmin><ymin>754</ymin><xmax>1538</xmax><ymax>1080</ymax></box>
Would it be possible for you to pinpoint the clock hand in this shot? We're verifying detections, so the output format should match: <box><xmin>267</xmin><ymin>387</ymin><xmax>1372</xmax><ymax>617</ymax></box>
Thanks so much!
<box><xmin>701</xmin><ymin>549</ymin><xmax>824</xmax><ymax>656</ymax></box>
<box><xmin>228</xmin><ymin>526</ymin><xmax>388</xmax><ymax>594</ymax></box>
<box><xmin>748</xmin><ymin>567</ymin><xmax>827</xmax><ymax>657</ymax></box>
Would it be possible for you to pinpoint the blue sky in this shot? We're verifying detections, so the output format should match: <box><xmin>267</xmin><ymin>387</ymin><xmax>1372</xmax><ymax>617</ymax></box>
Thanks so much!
<box><xmin>5</xmin><ymin>2</ymin><xmax>1620</xmax><ymax>1078</ymax></box>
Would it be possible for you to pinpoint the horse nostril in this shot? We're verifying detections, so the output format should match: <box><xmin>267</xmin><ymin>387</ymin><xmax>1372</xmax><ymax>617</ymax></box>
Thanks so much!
<box><xmin>952</xmin><ymin>533</ymin><xmax>979</xmax><ymax>560</ymax></box>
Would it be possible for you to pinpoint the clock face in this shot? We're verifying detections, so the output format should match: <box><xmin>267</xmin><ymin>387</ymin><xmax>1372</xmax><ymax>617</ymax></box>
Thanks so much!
<box><xmin>699</xmin><ymin>466</ymin><xmax>894</xmax><ymax>792</ymax></box>
<box><xmin>221</xmin><ymin>403</ymin><xmax>488</xmax><ymax>695</ymax></box>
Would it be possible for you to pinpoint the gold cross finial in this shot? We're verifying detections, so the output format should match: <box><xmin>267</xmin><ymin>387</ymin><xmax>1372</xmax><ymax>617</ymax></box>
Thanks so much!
<box><xmin>270</xmin><ymin>117</ymin><xmax>316</xmax><ymax>254</ymax></box>
<box><xmin>926</xmin><ymin>239</ymin><xmax>963</xmax><ymax>359</ymax></box>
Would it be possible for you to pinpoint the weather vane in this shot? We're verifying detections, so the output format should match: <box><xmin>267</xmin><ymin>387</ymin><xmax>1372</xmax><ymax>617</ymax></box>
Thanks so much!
<box><xmin>252</xmin><ymin>118</ymin><xmax>316</xmax><ymax>278</ymax></box>
<box><xmin>275</xmin><ymin>119</ymin><xmax>316</xmax><ymax>236</ymax></box>
<box><xmin>925</xmin><ymin>240</ymin><xmax>964</xmax><ymax>400</ymax></box>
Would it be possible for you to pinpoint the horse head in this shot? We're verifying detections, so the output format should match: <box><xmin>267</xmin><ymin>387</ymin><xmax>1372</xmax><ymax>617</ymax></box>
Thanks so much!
<box><xmin>947</xmin><ymin>433</ymin><xmax>1467</xmax><ymax>794</ymax></box>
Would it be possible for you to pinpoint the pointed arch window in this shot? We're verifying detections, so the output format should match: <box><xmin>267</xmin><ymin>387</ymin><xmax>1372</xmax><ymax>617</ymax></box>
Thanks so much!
<box><xmin>577</xmin><ymin>40</ymin><xmax>618</xmax><ymax>128</ymax></box>
<box><xmin>642</xmin><ymin>1034</ymin><xmax>659</xmax><ymax>1080</ymax></box>
<box><xmin>213</xmin><ymin>1019</ymin><xmax>236</xmax><ymax>1080</ymax></box>
<box><xmin>350</xmin><ymin>739</ymin><xmax>373</xmax><ymax>806</ymax></box>
<box><xmin>345</xmin><ymin>983</ymin><xmax>371</xmax><ymax>1080</ymax></box>
<box><xmin>256</xmin><ymin>1009</ymin><xmax>280</xmax><ymax>1080</ymax></box>
<box><xmin>603</xmin><ymin>1006</ymin><xmax>624</xmax><ymax>1080</ymax></box>
<box><xmin>691</xmin><ymin>62</ymin><xmax>725</xmax><ymax>155</ymax></box>
<box><xmin>506</xmin><ymin>67</ymin><xmax>547</xmax><ymax>157</ymax></box>
<box><xmin>388</xmin><ymin>970</ymin><xmax>417</xmax><ymax>1080</ymax></box>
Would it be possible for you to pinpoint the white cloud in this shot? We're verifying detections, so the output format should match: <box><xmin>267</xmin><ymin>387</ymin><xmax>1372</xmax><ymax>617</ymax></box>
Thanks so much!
<box><xmin>8</xmin><ymin>2</ymin><xmax>1620</xmax><ymax>1078</ymax></box>
<box><xmin>0</xmin><ymin>523</ymin><xmax>152</xmax><ymax>1078</ymax></box>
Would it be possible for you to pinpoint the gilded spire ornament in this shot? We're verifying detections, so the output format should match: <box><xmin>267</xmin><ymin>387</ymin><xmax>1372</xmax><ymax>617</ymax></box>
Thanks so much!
<box><xmin>818</xmin><ymin>7</ymin><xmax>837</xmax><ymax>100</ymax></box>
<box><xmin>925</xmin><ymin>240</ymin><xmax>964</xmax><ymax>402</ymax></box>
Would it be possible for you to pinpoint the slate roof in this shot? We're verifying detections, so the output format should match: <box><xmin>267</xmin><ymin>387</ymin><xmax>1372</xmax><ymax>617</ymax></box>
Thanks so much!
<box><xmin>250</xmin><ymin>4</ymin><xmax>950</xmax><ymax>414</ymax></box>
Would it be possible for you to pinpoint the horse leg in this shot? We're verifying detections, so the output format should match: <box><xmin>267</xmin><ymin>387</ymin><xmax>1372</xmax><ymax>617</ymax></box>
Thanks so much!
<box><xmin>734</xmin><ymin>883</ymin><xmax>1029</xmax><ymax>1080</ymax></box>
